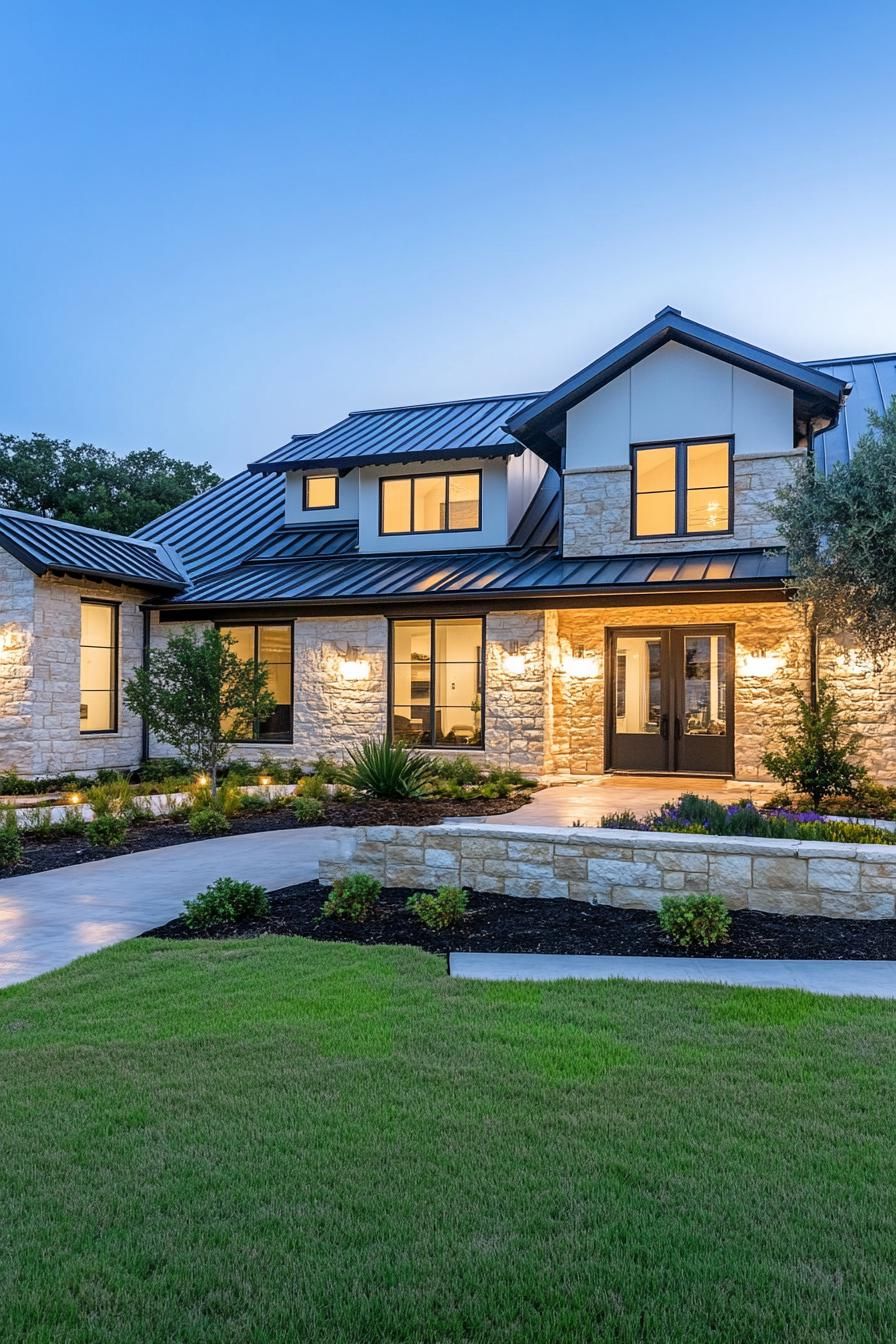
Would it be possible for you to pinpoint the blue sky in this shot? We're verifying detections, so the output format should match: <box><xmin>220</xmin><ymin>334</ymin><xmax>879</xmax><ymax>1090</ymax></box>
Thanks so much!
<box><xmin>1</xmin><ymin>0</ymin><xmax>894</xmax><ymax>477</ymax></box>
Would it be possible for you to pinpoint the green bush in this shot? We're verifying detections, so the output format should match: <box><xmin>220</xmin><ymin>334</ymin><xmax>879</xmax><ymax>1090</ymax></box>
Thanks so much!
<box><xmin>138</xmin><ymin>757</ymin><xmax>190</xmax><ymax>783</ymax></box>
<box><xmin>293</xmin><ymin>795</ymin><xmax>326</xmax><ymax>824</ymax></box>
<box><xmin>191</xmin><ymin>778</ymin><xmax>243</xmax><ymax>818</ymax></box>
<box><xmin>58</xmin><ymin>810</ymin><xmax>88</xmax><ymax>837</ymax></box>
<box><xmin>406</xmin><ymin>885</ymin><xmax>469</xmax><ymax>929</ymax></box>
<box><xmin>310</xmin><ymin>756</ymin><xmax>340</xmax><ymax>784</ymax></box>
<box><xmin>762</xmin><ymin>680</ymin><xmax>865</xmax><ymax>809</ymax></box>
<box><xmin>23</xmin><ymin>806</ymin><xmax>58</xmax><ymax>841</ymax></box>
<box><xmin>337</xmin><ymin>737</ymin><xmax>435</xmax><ymax>800</ymax></box>
<box><xmin>298</xmin><ymin>773</ymin><xmax>328</xmax><ymax>801</ymax></box>
<box><xmin>658</xmin><ymin>893</ymin><xmax>731</xmax><ymax>948</ymax></box>
<box><xmin>182</xmin><ymin>876</ymin><xmax>269</xmax><ymax>930</ymax></box>
<box><xmin>0</xmin><ymin>809</ymin><xmax>23</xmax><ymax>868</ymax></box>
<box><xmin>431</xmin><ymin>755</ymin><xmax>483</xmax><ymax>787</ymax></box>
<box><xmin>86</xmin><ymin>774</ymin><xmax>136</xmax><ymax>820</ymax></box>
<box><xmin>321</xmin><ymin>872</ymin><xmax>381</xmax><ymax>921</ymax></box>
<box><xmin>188</xmin><ymin>806</ymin><xmax>231</xmax><ymax>837</ymax></box>
<box><xmin>86</xmin><ymin>814</ymin><xmax>128</xmax><ymax>848</ymax></box>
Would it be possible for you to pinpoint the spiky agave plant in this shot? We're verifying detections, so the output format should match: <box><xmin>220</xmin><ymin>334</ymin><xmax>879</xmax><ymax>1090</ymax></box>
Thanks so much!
<box><xmin>337</xmin><ymin>736</ymin><xmax>435</xmax><ymax>800</ymax></box>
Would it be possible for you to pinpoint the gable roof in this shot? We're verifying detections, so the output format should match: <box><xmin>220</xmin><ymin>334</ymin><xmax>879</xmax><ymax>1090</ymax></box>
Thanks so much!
<box><xmin>806</xmin><ymin>352</ymin><xmax>896</xmax><ymax>472</ymax></box>
<box><xmin>506</xmin><ymin>307</ymin><xmax>849</xmax><ymax>452</ymax></box>
<box><xmin>246</xmin><ymin>392</ymin><xmax>549</xmax><ymax>475</ymax></box>
<box><xmin>0</xmin><ymin>508</ymin><xmax>185</xmax><ymax>589</ymax></box>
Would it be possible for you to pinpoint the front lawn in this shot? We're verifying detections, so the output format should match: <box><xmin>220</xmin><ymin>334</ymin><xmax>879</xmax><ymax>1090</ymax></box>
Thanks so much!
<box><xmin>2</xmin><ymin>939</ymin><xmax>895</xmax><ymax>1342</ymax></box>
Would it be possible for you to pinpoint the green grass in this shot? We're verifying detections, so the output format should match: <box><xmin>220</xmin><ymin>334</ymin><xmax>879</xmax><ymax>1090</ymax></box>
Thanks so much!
<box><xmin>2</xmin><ymin>939</ymin><xmax>895</xmax><ymax>1343</ymax></box>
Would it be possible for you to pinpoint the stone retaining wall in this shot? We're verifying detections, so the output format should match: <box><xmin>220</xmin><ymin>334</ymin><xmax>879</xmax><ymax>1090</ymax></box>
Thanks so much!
<box><xmin>319</xmin><ymin>822</ymin><xmax>896</xmax><ymax>920</ymax></box>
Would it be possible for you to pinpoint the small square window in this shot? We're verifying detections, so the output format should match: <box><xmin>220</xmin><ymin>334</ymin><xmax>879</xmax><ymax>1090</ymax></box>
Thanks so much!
<box><xmin>303</xmin><ymin>474</ymin><xmax>339</xmax><ymax>510</ymax></box>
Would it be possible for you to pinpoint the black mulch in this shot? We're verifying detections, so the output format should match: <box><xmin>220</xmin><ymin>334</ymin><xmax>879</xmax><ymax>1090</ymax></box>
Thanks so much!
<box><xmin>0</xmin><ymin>796</ymin><xmax>527</xmax><ymax>878</ymax></box>
<box><xmin>142</xmin><ymin>880</ymin><xmax>896</xmax><ymax>961</ymax></box>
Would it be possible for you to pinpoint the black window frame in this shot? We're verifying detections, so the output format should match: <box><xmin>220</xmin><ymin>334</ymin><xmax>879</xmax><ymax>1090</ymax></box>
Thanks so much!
<box><xmin>388</xmin><ymin>616</ymin><xmax>486</xmax><ymax>751</ymax></box>
<box><xmin>302</xmin><ymin>472</ymin><xmax>340</xmax><ymax>511</ymax></box>
<box><xmin>216</xmin><ymin>621</ymin><xmax>294</xmax><ymax>744</ymax></box>
<box><xmin>79</xmin><ymin>598</ymin><xmax>120</xmax><ymax>735</ymax></box>
<box><xmin>379</xmin><ymin>469</ymin><xmax>483</xmax><ymax>536</ymax></box>
<box><xmin>630</xmin><ymin>436</ymin><xmax>734</xmax><ymax>540</ymax></box>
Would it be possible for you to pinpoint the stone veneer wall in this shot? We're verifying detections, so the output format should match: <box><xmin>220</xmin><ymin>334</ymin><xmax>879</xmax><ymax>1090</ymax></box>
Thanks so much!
<box><xmin>819</xmin><ymin>633</ymin><xmax>896</xmax><ymax>783</ymax></box>
<box><xmin>320</xmin><ymin>822</ymin><xmax>896</xmax><ymax>919</ymax></box>
<box><xmin>547</xmin><ymin>599</ymin><xmax>812</xmax><ymax>777</ymax></box>
<box><xmin>562</xmin><ymin>451</ymin><xmax>802</xmax><ymax>557</ymax></box>
<box><xmin>0</xmin><ymin>549</ymin><xmax>36</xmax><ymax>774</ymax></box>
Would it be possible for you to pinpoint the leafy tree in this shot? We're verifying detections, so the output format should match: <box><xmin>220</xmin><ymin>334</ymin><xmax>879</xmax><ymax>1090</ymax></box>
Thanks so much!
<box><xmin>770</xmin><ymin>397</ymin><xmax>896</xmax><ymax>663</ymax></box>
<box><xmin>0</xmin><ymin>433</ymin><xmax>220</xmax><ymax>533</ymax></box>
<box><xmin>761</xmin><ymin>680</ymin><xmax>865</xmax><ymax>809</ymax></box>
<box><xmin>124</xmin><ymin>629</ymin><xmax>276</xmax><ymax>795</ymax></box>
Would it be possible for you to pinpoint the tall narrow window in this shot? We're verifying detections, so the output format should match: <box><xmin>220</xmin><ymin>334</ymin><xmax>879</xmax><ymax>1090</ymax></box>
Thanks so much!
<box><xmin>80</xmin><ymin>600</ymin><xmax>118</xmax><ymax>733</ymax></box>
<box><xmin>218</xmin><ymin>623</ymin><xmax>293</xmax><ymax>742</ymax></box>
<box><xmin>390</xmin><ymin>618</ymin><xmax>484</xmax><ymax>748</ymax></box>
<box><xmin>632</xmin><ymin>439</ymin><xmax>732</xmax><ymax>538</ymax></box>
<box><xmin>380</xmin><ymin>471</ymin><xmax>481</xmax><ymax>535</ymax></box>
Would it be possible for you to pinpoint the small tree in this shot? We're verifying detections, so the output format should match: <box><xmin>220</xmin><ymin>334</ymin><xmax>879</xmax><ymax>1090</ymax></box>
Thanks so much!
<box><xmin>761</xmin><ymin>679</ymin><xmax>865</xmax><ymax>809</ymax></box>
<box><xmin>124</xmin><ymin>628</ymin><xmax>276</xmax><ymax>795</ymax></box>
<box><xmin>769</xmin><ymin>396</ymin><xmax>896</xmax><ymax>664</ymax></box>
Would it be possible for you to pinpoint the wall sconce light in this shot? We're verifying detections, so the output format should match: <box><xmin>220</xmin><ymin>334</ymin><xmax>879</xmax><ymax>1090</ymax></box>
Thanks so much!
<box><xmin>562</xmin><ymin>646</ymin><xmax>599</xmax><ymax>678</ymax></box>
<box><xmin>738</xmin><ymin>649</ymin><xmax>783</xmax><ymax>678</ymax></box>
<box><xmin>339</xmin><ymin>645</ymin><xmax>370</xmax><ymax>681</ymax></box>
<box><xmin>502</xmin><ymin>640</ymin><xmax>526</xmax><ymax>676</ymax></box>
<box><xmin>0</xmin><ymin>628</ymin><xmax>16</xmax><ymax>655</ymax></box>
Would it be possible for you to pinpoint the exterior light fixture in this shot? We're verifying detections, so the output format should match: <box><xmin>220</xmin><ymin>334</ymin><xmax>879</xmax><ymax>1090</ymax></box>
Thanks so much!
<box><xmin>502</xmin><ymin>640</ymin><xmax>526</xmax><ymax>676</ymax></box>
<box><xmin>562</xmin><ymin>646</ymin><xmax>599</xmax><ymax>678</ymax></box>
<box><xmin>258</xmin><ymin>775</ymin><xmax>272</xmax><ymax>788</ymax></box>
<box><xmin>340</xmin><ymin>645</ymin><xmax>370</xmax><ymax>681</ymax></box>
<box><xmin>739</xmin><ymin>649</ymin><xmax>783</xmax><ymax>678</ymax></box>
<box><xmin>67</xmin><ymin>792</ymin><xmax>82</xmax><ymax>806</ymax></box>
<box><xmin>196</xmin><ymin>774</ymin><xmax>209</xmax><ymax>787</ymax></box>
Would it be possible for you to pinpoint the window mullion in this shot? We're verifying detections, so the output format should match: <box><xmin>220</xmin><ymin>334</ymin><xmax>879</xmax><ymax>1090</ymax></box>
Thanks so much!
<box><xmin>430</xmin><ymin>619</ymin><xmax>436</xmax><ymax>747</ymax></box>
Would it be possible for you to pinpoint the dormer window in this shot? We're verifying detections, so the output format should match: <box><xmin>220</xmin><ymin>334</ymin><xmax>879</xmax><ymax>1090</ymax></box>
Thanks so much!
<box><xmin>632</xmin><ymin>438</ymin><xmax>732</xmax><ymax>539</ymax></box>
<box><xmin>380</xmin><ymin>470</ymin><xmax>481</xmax><ymax>535</ymax></box>
<box><xmin>303</xmin><ymin>473</ymin><xmax>339</xmax><ymax>510</ymax></box>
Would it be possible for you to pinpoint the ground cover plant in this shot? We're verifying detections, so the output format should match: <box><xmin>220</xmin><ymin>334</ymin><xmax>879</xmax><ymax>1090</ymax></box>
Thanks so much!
<box><xmin>601</xmin><ymin>793</ymin><xmax>896</xmax><ymax>844</ymax></box>
<box><xmin>2</xmin><ymin>937</ymin><xmax>895</xmax><ymax>1342</ymax></box>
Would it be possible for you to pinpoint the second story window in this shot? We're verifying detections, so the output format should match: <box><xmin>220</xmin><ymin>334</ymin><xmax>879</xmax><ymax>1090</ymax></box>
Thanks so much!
<box><xmin>632</xmin><ymin>438</ymin><xmax>732</xmax><ymax>539</ymax></box>
<box><xmin>380</xmin><ymin>470</ymin><xmax>481</xmax><ymax>535</ymax></box>
<box><xmin>303</xmin><ymin>473</ymin><xmax>339</xmax><ymax>510</ymax></box>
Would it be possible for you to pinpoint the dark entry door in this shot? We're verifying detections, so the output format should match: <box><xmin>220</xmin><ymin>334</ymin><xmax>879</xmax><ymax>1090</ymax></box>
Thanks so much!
<box><xmin>609</xmin><ymin>626</ymin><xmax>734</xmax><ymax>775</ymax></box>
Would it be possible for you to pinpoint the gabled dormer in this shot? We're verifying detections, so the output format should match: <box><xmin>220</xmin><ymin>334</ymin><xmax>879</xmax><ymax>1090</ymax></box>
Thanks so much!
<box><xmin>506</xmin><ymin>307</ymin><xmax>848</xmax><ymax>558</ymax></box>
<box><xmin>248</xmin><ymin>393</ymin><xmax>558</xmax><ymax>554</ymax></box>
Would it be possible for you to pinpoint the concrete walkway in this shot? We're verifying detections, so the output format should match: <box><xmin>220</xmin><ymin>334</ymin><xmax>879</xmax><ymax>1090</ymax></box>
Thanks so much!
<box><xmin>0</xmin><ymin>827</ymin><xmax>341</xmax><ymax>989</ymax></box>
<box><xmin>486</xmin><ymin>775</ymin><xmax>777</xmax><ymax>827</ymax></box>
<box><xmin>449</xmin><ymin>951</ymin><xmax>896</xmax><ymax>998</ymax></box>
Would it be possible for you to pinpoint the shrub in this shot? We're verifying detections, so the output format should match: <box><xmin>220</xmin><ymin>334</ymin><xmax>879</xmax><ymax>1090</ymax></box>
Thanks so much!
<box><xmin>0</xmin><ymin>809</ymin><xmax>23</xmax><ymax>868</ymax></box>
<box><xmin>310</xmin><ymin>756</ymin><xmax>340</xmax><ymax>784</ymax></box>
<box><xmin>138</xmin><ymin>757</ymin><xmax>190</xmax><ymax>783</ymax></box>
<box><xmin>86</xmin><ymin>774</ymin><xmax>136</xmax><ymax>820</ymax></box>
<box><xmin>188</xmin><ymin>806</ymin><xmax>231</xmax><ymax>837</ymax></box>
<box><xmin>58</xmin><ymin>810</ymin><xmax>88</xmax><ymax>837</ymax></box>
<box><xmin>238</xmin><ymin>792</ymin><xmax>272</xmax><ymax>813</ymax></box>
<box><xmin>191</xmin><ymin>778</ymin><xmax>243</xmax><ymax>818</ymax></box>
<box><xmin>762</xmin><ymin>680</ymin><xmax>865</xmax><ymax>809</ymax></box>
<box><xmin>406</xmin><ymin>885</ymin><xmax>469</xmax><ymax>930</ymax></box>
<box><xmin>599</xmin><ymin>810</ymin><xmax>649</xmax><ymax>831</ymax></box>
<box><xmin>337</xmin><ymin>737</ymin><xmax>435</xmax><ymax>800</ymax></box>
<box><xmin>321</xmin><ymin>872</ymin><xmax>381</xmax><ymax>921</ymax></box>
<box><xmin>293</xmin><ymin>795</ymin><xmax>326</xmax><ymax>824</ymax></box>
<box><xmin>298</xmin><ymin>773</ymin><xmax>328</xmax><ymax>801</ymax></box>
<box><xmin>182</xmin><ymin>876</ymin><xmax>269</xmax><ymax>930</ymax></box>
<box><xmin>658</xmin><ymin>893</ymin><xmax>731</xmax><ymax>948</ymax></box>
<box><xmin>86</xmin><ymin>814</ymin><xmax>128</xmax><ymax>848</ymax></box>
<box><xmin>431</xmin><ymin>755</ymin><xmax>483</xmax><ymax>787</ymax></box>
<box><xmin>23</xmin><ymin>806</ymin><xmax>57</xmax><ymax>841</ymax></box>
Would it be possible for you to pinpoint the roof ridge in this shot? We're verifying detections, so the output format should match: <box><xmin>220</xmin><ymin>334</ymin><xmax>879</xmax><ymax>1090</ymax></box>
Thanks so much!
<box><xmin>804</xmin><ymin>352</ymin><xmax>896</xmax><ymax>367</ymax></box>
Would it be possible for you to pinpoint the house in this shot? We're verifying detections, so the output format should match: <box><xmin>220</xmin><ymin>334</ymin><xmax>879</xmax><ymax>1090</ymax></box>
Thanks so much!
<box><xmin>1</xmin><ymin>307</ymin><xmax>895</xmax><ymax>783</ymax></box>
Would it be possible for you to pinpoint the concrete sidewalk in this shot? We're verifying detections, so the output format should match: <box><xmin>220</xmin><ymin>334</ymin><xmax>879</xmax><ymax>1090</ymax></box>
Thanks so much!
<box><xmin>449</xmin><ymin>951</ymin><xmax>896</xmax><ymax>997</ymax></box>
<box><xmin>0</xmin><ymin>827</ymin><xmax>340</xmax><ymax>989</ymax></box>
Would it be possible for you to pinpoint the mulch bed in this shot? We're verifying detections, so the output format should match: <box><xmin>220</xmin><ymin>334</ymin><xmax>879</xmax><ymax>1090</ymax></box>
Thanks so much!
<box><xmin>0</xmin><ymin>796</ymin><xmax>527</xmax><ymax>878</ymax></box>
<box><xmin>143</xmin><ymin>880</ymin><xmax>896</xmax><ymax>961</ymax></box>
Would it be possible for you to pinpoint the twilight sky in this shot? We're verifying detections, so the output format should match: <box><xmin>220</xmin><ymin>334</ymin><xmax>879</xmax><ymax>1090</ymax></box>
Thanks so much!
<box><xmin>2</xmin><ymin>0</ymin><xmax>894</xmax><ymax>478</ymax></box>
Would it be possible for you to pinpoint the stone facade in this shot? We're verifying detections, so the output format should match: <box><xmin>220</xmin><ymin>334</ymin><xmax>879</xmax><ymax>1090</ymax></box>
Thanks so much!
<box><xmin>562</xmin><ymin>451</ymin><xmax>802</xmax><ymax>557</ymax></box>
<box><xmin>0</xmin><ymin>549</ymin><xmax>36</xmax><ymax>775</ymax></box>
<box><xmin>320</xmin><ymin>821</ymin><xmax>896</xmax><ymax>919</ymax></box>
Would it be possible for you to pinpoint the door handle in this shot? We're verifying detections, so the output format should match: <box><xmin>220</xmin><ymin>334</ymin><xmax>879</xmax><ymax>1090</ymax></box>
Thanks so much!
<box><xmin>675</xmin><ymin>717</ymin><xmax>683</xmax><ymax>740</ymax></box>
<box><xmin>660</xmin><ymin>714</ymin><xmax>669</xmax><ymax>740</ymax></box>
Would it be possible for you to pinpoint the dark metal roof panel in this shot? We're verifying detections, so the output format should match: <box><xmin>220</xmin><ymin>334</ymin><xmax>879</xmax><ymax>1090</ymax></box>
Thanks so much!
<box><xmin>165</xmin><ymin>546</ymin><xmax>789</xmax><ymax>608</ymax></box>
<box><xmin>806</xmin><ymin>353</ymin><xmax>896</xmax><ymax>473</ymax></box>
<box><xmin>0</xmin><ymin>509</ymin><xmax>184</xmax><ymax>588</ymax></box>
<box><xmin>247</xmin><ymin>393</ymin><xmax>542</xmax><ymax>474</ymax></box>
<box><xmin>245</xmin><ymin>523</ymin><xmax>359</xmax><ymax>563</ymax></box>
<box><xmin>509</xmin><ymin>468</ymin><xmax>560</xmax><ymax>548</ymax></box>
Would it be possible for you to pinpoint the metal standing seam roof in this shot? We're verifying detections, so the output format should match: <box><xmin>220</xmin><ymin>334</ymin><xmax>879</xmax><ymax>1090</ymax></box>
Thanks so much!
<box><xmin>0</xmin><ymin>508</ymin><xmax>185</xmax><ymax>589</ymax></box>
<box><xmin>805</xmin><ymin>353</ymin><xmax>896</xmax><ymax>473</ymax></box>
<box><xmin>161</xmin><ymin>546</ymin><xmax>789</xmax><ymax>608</ymax></box>
<box><xmin>246</xmin><ymin>393</ymin><xmax>544</xmax><ymax>475</ymax></box>
<box><xmin>244</xmin><ymin>522</ymin><xmax>359</xmax><ymax>563</ymax></box>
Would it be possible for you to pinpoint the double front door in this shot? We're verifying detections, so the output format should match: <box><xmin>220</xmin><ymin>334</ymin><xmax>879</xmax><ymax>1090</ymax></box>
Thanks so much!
<box><xmin>608</xmin><ymin>626</ymin><xmax>734</xmax><ymax>775</ymax></box>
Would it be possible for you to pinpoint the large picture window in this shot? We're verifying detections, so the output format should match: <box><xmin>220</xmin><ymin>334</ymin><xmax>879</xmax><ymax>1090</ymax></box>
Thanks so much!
<box><xmin>390</xmin><ymin>618</ymin><xmax>484</xmax><ymax>748</ymax></box>
<box><xmin>632</xmin><ymin>438</ymin><xmax>732</xmax><ymax>538</ymax></box>
<box><xmin>380</xmin><ymin>471</ymin><xmax>481</xmax><ymax>535</ymax></box>
<box><xmin>218</xmin><ymin>623</ymin><xmax>293</xmax><ymax>742</ymax></box>
<box><xmin>80</xmin><ymin>600</ymin><xmax>119</xmax><ymax>733</ymax></box>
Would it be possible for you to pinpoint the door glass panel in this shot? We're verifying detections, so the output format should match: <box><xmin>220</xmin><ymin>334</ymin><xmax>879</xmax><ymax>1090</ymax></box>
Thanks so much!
<box><xmin>614</xmin><ymin>636</ymin><xmax>663</xmax><ymax>734</ymax></box>
<box><xmin>683</xmin><ymin>635</ymin><xmax>728</xmax><ymax>735</ymax></box>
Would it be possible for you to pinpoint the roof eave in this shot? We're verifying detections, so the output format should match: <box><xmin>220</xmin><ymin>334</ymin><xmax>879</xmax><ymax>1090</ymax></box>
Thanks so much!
<box><xmin>246</xmin><ymin>442</ymin><xmax>530</xmax><ymax>476</ymax></box>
